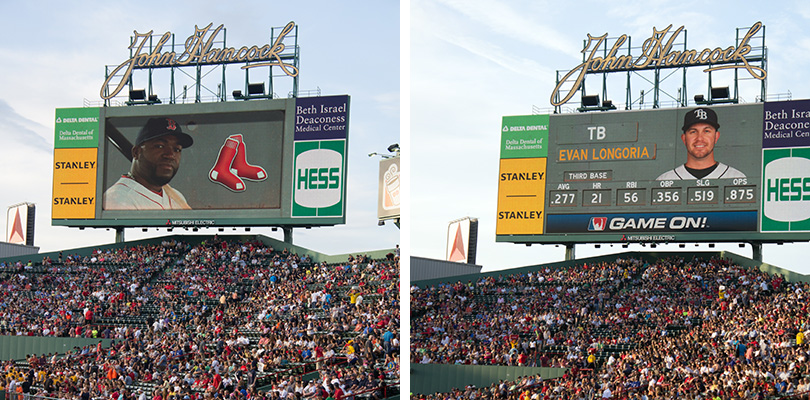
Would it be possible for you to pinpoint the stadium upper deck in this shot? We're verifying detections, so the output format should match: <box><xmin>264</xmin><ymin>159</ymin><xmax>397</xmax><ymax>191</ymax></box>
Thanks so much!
<box><xmin>0</xmin><ymin>235</ymin><xmax>400</xmax><ymax>400</ymax></box>
<box><xmin>411</xmin><ymin>252</ymin><xmax>809</xmax><ymax>399</ymax></box>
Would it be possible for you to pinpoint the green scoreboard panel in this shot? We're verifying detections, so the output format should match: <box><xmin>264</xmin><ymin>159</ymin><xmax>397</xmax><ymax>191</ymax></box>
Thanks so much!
<box><xmin>496</xmin><ymin>100</ymin><xmax>810</xmax><ymax>244</ymax></box>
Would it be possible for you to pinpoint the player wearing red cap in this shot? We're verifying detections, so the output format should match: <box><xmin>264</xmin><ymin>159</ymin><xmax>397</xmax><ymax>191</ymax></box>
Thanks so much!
<box><xmin>104</xmin><ymin>117</ymin><xmax>193</xmax><ymax>210</ymax></box>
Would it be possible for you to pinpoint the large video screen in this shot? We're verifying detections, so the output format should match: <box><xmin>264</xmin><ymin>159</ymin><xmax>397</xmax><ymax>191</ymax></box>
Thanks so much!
<box><xmin>496</xmin><ymin>99</ymin><xmax>810</xmax><ymax>243</ymax></box>
<box><xmin>52</xmin><ymin>95</ymin><xmax>350</xmax><ymax>227</ymax></box>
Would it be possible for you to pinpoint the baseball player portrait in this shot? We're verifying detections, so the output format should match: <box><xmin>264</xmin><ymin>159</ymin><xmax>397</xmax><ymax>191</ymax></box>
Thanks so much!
<box><xmin>656</xmin><ymin>106</ymin><xmax>746</xmax><ymax>180</ymax></box>
<box><xmin>103</xmin><ymin>117</ymin><xmax>194</xmax><ymax>210</ymax></box>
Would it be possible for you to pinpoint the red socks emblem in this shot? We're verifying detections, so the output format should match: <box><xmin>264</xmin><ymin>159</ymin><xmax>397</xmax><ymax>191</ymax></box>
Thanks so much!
<box><xmin>209</xmin><ymin>134</ymin><xmax>267</xmax><ymax>192</ymax></box>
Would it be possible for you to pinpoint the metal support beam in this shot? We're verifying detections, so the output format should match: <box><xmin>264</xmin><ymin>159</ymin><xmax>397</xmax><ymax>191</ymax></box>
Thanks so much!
<box><xmin>283</xmin><ymin>227</ymin><xmax>293</xmax><ymax>244</ymax></box>
<box><xmin>115</xmin><ymin>228</ymin><xmax>125</xmax><ymax>244</ymax></box>
<box><xmin>565</xmin><ymin>244</ymin><xmax>575</xmax><ymax>261</ymax></box>
<box><xmin>751</xmin><ymin>242</ymin><xmax>762</xmax><ymax>262</ymax></box>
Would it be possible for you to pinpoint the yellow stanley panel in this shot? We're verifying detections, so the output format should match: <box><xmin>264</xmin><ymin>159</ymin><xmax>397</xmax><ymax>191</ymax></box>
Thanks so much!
<box><xmin>496</xmin><ymin>158</ymin><xmax>547</xmax><ymax>235</ymax></box>
<box><xmin>52</xmin><ymin>148</ymin><xmax>98</xmax><ymax>219</ymax></box>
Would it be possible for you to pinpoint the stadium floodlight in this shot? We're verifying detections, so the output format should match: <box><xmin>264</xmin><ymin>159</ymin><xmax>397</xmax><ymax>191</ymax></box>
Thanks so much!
<box><xmin>711</xmin><ymin>86</ymin><xmax>730</xmax><ymax>99</ymax></box>
<box><xmin>127</xmin><ymin>89</ymin><xmax>161</xmax><ymax>105</ymax></box>
<box><xmin>248</xmin><ymin>83</ymin><xmax>266</xmax><ymax>95</ymax></box>
<box><xmin>696</xmin><ymin>86</ymin><xmax>736</xmax><ymax>105</ymax></box>
<box><xmin>579</xmin><ymin>94</ymin><xmax>616</xmax><ymax>112</ymax></box>
<box><xmin>581</xmin><ymin>95</ymin><xmax>600</xmax><ymax>106</ymax></box>
<box><xmin>129</xmin><ymin>89</ymin><xmax>146</xmax><ymax>101</ymax></box>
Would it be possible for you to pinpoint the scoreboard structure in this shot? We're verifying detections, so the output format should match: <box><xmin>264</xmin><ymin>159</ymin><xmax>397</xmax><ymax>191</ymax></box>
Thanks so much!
<box><xmin>52</xmin><ymin>95</ymin><xmax>350</xmax><ymax>229</ymax></box>
<box><xmin>496</xmin><ymin>100</ymin><xmax>810</xmax><ymax>246</ymax></box>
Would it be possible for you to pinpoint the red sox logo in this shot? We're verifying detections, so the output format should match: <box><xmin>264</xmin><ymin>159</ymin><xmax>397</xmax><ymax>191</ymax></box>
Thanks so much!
<box><xmin>166</xmin><ymin>118</ymin><xmax>177</xmax><ymax>131</ymax></box>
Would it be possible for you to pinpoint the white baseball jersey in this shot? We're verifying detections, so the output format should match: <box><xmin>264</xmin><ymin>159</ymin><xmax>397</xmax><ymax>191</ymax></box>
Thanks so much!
<box><xmin>104</xmin><ymin>175</ymin><xmax>191</xmax><ymax>210</ymax></box>
<box><xmin>656</xmin><ymin>162</ymin><xmax>745</xmax><ymax>180</ymax></box>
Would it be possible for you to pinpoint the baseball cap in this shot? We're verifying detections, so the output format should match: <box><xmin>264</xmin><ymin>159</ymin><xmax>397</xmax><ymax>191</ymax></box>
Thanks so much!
<box><xmin>682</xmin><ymin>107</ymin><xmax>720</xmax><ymax>132</ymax></box>
<box><xmin>135</xmin><ymin>117</ymin><xmax>193</xmax><ymax>148</ymax></box>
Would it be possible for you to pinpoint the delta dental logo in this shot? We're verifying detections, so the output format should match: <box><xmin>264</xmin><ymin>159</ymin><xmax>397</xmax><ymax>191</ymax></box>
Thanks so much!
<box><xmin>588</xmin><ymin>217</ymin><xmax>607</xmax><ymax>231</ymax></box>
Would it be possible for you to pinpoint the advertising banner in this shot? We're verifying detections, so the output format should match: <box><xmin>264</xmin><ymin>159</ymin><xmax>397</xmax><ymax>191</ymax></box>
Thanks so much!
<box><xmin>52</xmin><ymin>108</ymin><xmax>101</xmax><ymax>220</ymax></box>
<box><xmin>291</xmin><ymin>95</ymin><xmax>350</xmax><ymax>218</ymax></box>
<box><xmin>500</xmin><ymin>115</ymin><xmax>549</xmax><ymax>159</ymax></box>
<box><xmin>377</xmin><ymin>156</ymin><xmax>400</xmax><ymax>220</ymax></box>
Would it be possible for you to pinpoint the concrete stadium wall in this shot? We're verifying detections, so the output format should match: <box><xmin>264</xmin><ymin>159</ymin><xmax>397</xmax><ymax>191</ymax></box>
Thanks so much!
<box><xmin>411</xmin><ymin>257</ymin><xmax>483</xmax><ymax>281</ymax></box>
<box><xmin>410</xmin><ymin>364</ymin><xmax>566</xmax><ymax>395</ymax></box>
<box><xmin>0</xmin><ymin>242</ymin><xmax>39</xmax><ymax>260</ymax></box>
<box><xmin>0</xmin><ymin>234</ymin><xmax>395</xmax><ymax>267</ymax></box>
<box><xmin>412</xmin><ymin>251</ymin><xmax>810</xmax><ymax>286</ymax></box>
<box><xmin>0</xmin><ymin>336</ymin><xmax>113</xmax><ymax>360</ymax></box>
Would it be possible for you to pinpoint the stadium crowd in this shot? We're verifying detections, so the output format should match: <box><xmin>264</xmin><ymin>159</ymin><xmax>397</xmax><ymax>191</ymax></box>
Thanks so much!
<box><xmin>0</xmin><ymin>236</ymin><xmax>399</xmax><ymax>400</ymax></box>
<box><xmin>411</xmin><ymin>256</ymin><xmax>810</xmax><ymax>399</ymax></box>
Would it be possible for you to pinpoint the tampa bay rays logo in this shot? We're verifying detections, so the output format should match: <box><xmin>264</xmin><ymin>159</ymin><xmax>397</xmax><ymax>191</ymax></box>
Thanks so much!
<box><xmin>694</xmin><ymin>109</ymin><xmax>708</xmax><ymax>120</ymax></box>
<box><xmin>166</xmin><ymin>118</ymin><xmax>177</xmax><ymax>131</ymax></box>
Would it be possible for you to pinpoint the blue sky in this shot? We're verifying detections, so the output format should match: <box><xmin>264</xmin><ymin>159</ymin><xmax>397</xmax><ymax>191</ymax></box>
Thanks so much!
<box><xmin>409</xmin><ymin>0</ymin><xmax>810</xmax><ymax>274</ymax></box>
<box><xmin>0</xmin><ymin>1</ymin><xmax>400</xmax><ymax>255</ymax></box>
<box><xmin>2</xmin><ymin>0</ymin><xmax>810</xmax><ymax>275</ymax></box>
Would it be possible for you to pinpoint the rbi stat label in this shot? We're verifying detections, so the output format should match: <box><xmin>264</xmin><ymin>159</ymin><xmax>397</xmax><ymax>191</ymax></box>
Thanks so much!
<box><xmin>500</xmin><ymin>115</ymin><xmax>548</xmax><ymax>159</ymax></box>
<box><xmin>292</xmin><ymin>140</ymin><xmax>346</xmax><ymax>218</ymax></box>
<box><xmin>496</xmin><ymin>158</ymin><xmax>547</xmax><ymax>235</ymax></box>
<box><xmin>761</xmin><ymin>147</ymin><xmax>810</xmax><ymax>231</ymax></box>
<box><xmin>52</xmin><ymin>148</ymin><xmax>98</xmax><ymax>219</ymax></box>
